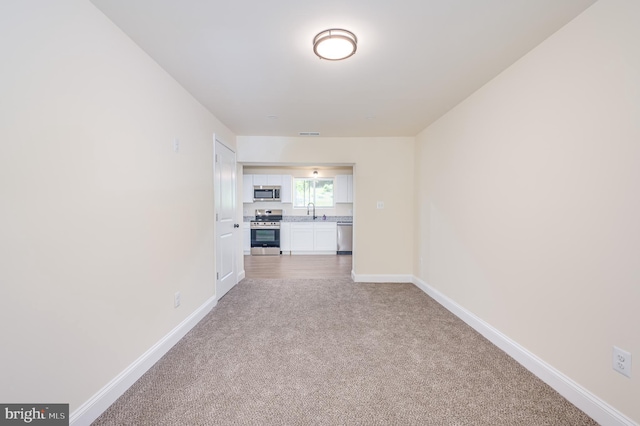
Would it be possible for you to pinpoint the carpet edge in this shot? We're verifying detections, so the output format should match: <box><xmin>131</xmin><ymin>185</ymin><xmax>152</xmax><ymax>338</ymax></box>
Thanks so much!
<box><xmin>412</xmin><ymin>276</ymin><xmax>637</xmax><ymax>426</ymax></box>
<box><xmin>70</xmin><ymin>295</ymin><xmax>218</xmax><ymax>426</ymax></box>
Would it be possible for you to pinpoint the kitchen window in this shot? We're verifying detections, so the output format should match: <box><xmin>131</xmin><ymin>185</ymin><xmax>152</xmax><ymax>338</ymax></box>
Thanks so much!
<box><xmin>293</xmin><ymin>178</ymin><xmax>334</xmax><ymax>208</ymax></box>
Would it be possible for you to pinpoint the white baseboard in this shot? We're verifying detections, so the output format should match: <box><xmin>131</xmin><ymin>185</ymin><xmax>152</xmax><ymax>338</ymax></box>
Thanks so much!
<box><xmin>70</xmin><ymin>295</ymin><xmax>218</xmax><ymax>426</ymax></box>
<box><xmin>412</xmin><ymin>276</ymin><xmax>637</xmax><ymax>426</ymax></box>
<box><xmin>352</xmin><ymin>273</ymin><xmax>413</xmax><ymax>283</ymax></box>
<box><xmin>237</xmin><ymin>270</ymin><xmax>246</xmax><ymax>282</ymax></box>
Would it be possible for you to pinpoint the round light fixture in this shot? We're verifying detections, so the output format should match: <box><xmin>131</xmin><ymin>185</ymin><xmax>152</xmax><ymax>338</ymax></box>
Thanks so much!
<box><xmin>313</xmin><ymin>28</ymin><xmax>357</xmax><ymax>61</ymax></box>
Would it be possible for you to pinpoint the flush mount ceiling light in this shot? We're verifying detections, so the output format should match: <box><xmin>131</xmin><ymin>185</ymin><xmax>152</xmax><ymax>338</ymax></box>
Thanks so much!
<box><xmin>313</xmin><ymin>170</ymin><xmax>319</xmax><ymax>178</ymax></box>
<box><xmin>313</xmin><ymin>28</ymin><xmax>357</xmax><ymax>61</ymax></box>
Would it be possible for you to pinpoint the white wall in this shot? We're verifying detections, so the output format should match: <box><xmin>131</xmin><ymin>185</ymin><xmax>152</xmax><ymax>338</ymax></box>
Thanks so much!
<box><xmin>0</xmin><ymin>0</ymin><xmax>234</xmax><ymax>414</ymax></box>
<box><xmin>414</xmin><ymin>0</ymin><xmax>639</xmax><ymax>422</ymax></box>
<box><xmin>238</xmin><ymin>137</ymin><xmax>414</xmax><ymax>278</ymax></box>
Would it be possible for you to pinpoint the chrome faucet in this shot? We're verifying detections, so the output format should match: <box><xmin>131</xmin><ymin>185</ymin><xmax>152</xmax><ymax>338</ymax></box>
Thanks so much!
<box><xmin>307</xmin><ymin>202</ymin><xmax>317</xmax><ymax>220</ymax></box>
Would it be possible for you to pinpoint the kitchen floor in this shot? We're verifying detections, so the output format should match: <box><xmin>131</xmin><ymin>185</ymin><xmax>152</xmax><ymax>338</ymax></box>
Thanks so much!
<box><xmin>244</xmin><ymin>255</ymin><xmax>352</xmax><ymax>279</ymax></box>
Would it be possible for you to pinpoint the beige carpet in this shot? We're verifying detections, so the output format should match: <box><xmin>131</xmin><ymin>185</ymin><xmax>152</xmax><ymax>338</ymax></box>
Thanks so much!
<box><xmin>93</xmin><ymin>278</ymin><xmax>597</xmax><ymax>425</ymax></box>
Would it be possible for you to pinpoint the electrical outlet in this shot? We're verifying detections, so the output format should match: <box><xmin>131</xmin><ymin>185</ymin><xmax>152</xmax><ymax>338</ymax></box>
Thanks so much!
<box><xmin>376</xmin><ymin>201</ymin><xmax>384</xmax><ymax>209</ymax></box>
<box><xmin>613</xmin><ymin>346</ymin><xmax>631</xmax><ymax>378</ymax></box>
<box><xmin>173</xmin><ymin>138</ymin><xmax>180</xmax><ymax>153</ymax></box>
<box><xmin>174</xmin><ymin>291</ymin><xmax>181</xmax><ymax>308</ymax></box>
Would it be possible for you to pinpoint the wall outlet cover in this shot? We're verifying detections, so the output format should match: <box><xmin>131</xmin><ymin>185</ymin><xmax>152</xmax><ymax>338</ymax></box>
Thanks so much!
<box><xmin>613</xmin><ymin>346</ymin><xmax>631</xmax><ymax>378</ymax></box>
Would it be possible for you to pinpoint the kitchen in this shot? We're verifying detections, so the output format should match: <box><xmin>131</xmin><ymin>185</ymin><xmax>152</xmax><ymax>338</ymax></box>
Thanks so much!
<box><xmin>242</xmin><ymin>165</ymin><xmax>354</xmax><ymax>277</ymax></box>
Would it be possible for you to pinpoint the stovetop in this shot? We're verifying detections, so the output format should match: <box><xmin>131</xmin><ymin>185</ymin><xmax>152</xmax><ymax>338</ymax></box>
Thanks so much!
<box><xmin>253</xmin><ymin>209</ymin><xmax>283</xmax><ymax>222</ymax></box>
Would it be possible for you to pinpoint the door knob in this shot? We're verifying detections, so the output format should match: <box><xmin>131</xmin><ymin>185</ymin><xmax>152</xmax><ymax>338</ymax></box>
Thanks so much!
<box><xmin>233</xmin><ymin>223</ymin><xmax>240</xmax><ymax>228</ymax></box>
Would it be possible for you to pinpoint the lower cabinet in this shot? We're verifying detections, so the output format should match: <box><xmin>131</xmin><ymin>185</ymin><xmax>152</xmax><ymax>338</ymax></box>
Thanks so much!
<box><xmin>289</xmin><ymin>222</ymin><xmax>336</xmax><ymax>254</ymax></box>
<box><xmin>280</xmin><ymin>222</ymin><xmax>291</xmax><ymax>254</ymax></box>
<box><xmin>247</xmin><ymin>222</ymin><xmax>337</xmax><ymax>255</ymax></box>
<box><xmin>290</xmin><ymin>223</ymin><xmax>314</xmax><ymax>252</ymax></box>
<box><xmin>243</xmin><ymin>222</ymin><xmax>250</xmax><ymax>255</ymax></box>
<box><xmin>313</xmin><ymin>223</ymin><xmax>338</xmax><ymax>251</ymax></box>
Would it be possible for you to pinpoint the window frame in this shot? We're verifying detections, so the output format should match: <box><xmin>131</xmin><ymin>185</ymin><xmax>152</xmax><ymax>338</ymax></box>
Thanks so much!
<box><xmin>293</xmin><ymin>177</ymin><xmax>335</xmax><ymax>209</ymax></box>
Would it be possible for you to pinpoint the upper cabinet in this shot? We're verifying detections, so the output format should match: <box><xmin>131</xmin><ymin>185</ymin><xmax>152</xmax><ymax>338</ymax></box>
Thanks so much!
<box><xmin>242</xmin><ymin>175</ymin><xmax>254</xmax><ymax>203</ymax></box>
<box><xmin>252</xmin><ymin>174</ymin><xmax>282</xmax><ymax>186</ymax></box>
<box><xmin>335</xmin><ymin>174</ymin><xmax>353</xmax><ymax>203</ymax></box>
<box><xmin>280</xmin><ymin>175</ymin><xmax>292</xmax><ymax>203</ymax></box>
<box><xmin>243</xmin><ymin>174</ymin><xmax>292</xmax><ymax>203</ymax></box>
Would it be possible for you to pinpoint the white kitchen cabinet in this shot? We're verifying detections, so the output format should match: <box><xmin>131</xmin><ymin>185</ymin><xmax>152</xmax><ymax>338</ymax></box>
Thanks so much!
<box><xmin>289</xmin><ymin>222</ymin><xmax>337</xmax><ymax>254</ymax></box>
<box><xmin>243</xmin><ymin>222</ymin><xmax>250</xmax><ymax>254</ymax></box>
<box><xmin>314</xmin><ymin>222</ymin><xmax>337</xmax><ymax>252</ymax></box>
<box><xmin>335</xmin><ymin>174</ymin><xmax>353</xmax><ymax>203</ymax></box>
<box><xmin>252</xmin><ymin>174</ymin><xmax>282</xmax><ymax>186</ymax></box>
<box><xmin>280</xmin><ymin>175</ymin><xmax>292</xmax><ymax>203</ymax></box>
<box><xmin>242</xmin><ymin>175</ymin><xmax>254</xmax><ymax>203</ymax></box>
<box><xmin>280</xmin><ymin>222</ymin><xmax>291</xmax><ymax>254</ymax></box>
<box><xmin>243</xmin><ymin>174</ymin><xmax>291</xmax><ymax>203</ymax></box>
<box><xmin>251</xmin><ymin>174</ymin><xmax>267</xmax><ymax>186</ymax></box>
<box><xmin>267</xmin><ymin>175</ymin><xmax>283</xmax><ymax>186</ymax></box>
<box><xmin>290</xmin><ymin>223</ymin><xmax>314</xmax><ymax>252</ymax></box>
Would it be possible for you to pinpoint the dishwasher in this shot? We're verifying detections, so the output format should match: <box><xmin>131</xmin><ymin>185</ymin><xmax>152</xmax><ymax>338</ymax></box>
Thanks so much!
<box><xmin>337</xmin><ymin>222</ymin><xmax>353</xmax><ymax>255</ymax></box>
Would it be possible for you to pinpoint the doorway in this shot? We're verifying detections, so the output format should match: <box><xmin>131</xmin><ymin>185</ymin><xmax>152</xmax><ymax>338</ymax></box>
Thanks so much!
<box><xmin>241</xmin><ymin>164</ymin><xmax>354</xmax><ymax>279</ymax></box>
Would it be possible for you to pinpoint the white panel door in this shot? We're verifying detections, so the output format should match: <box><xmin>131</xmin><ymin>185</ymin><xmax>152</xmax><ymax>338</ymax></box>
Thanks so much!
<box><xmin>215</xmin><ymin>139</ymin><xmax>238</xmax><ymax>300</ymax></box>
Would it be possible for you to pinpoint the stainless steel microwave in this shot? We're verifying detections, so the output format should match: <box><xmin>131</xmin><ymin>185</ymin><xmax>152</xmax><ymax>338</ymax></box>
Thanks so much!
<box><xmin>253</xmin><ymin>186</ymin><xmax>281</xmax><ymax>202</ymax></box>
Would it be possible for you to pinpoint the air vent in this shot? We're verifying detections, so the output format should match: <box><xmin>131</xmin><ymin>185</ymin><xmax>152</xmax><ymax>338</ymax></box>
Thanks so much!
<box><xmin>299</xmin><ymin>132</ymin><xmax>320</xmax><ymax>136</ymax></box>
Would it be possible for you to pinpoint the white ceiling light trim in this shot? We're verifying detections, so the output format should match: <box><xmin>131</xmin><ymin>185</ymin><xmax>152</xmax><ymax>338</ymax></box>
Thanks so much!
<box><xmin>313</xmin><ymin>28</ymin><xmax>357</xmax><ymax>61</ymax></box>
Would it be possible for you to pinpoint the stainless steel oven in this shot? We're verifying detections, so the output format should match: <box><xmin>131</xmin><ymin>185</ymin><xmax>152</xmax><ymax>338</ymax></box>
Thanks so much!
<box><xmin>250</xmin><ymin>209</ymin><xmax>282</xmax><ymax>255</ymax></box>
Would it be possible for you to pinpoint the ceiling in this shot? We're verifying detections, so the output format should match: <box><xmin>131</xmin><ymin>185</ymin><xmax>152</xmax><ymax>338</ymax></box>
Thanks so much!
<box><xmin>90</xmin><ymin>0</ymin><xmax>597</xmax><ymax>138</ymax></box>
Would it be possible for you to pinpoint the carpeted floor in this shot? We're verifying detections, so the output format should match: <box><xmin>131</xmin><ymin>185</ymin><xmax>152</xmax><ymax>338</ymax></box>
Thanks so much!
<box><xmin>93</xmin><ymin>278</ymin><xmax>597</xmax><ymax>425</ymax></box>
